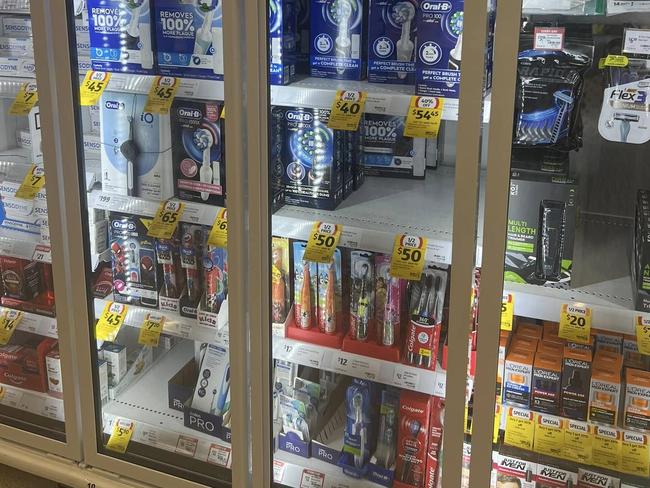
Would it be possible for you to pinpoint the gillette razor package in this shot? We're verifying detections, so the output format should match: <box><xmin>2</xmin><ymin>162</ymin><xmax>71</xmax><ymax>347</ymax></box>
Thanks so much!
<box><xmin>505</xmin><ymin>172</ymin><xmax>577</xmax><ymax>286</ymax></box>
<box><xmin>415</xmin><ymin>0</ymin><xmax>463</xmax><ymax>98</ymax></box>
<box><xmin>153</xmin><ymin>0</ymin><xmax>224</xmax><ymax>80</ymax></box>
<box><xmin>100</xmin><ymin>91</ymin><xmax>174</xmax><ymax>200</ymax></box>
<box><xmin>109</xmin><ymin>212</ymin><xmax>161</xmax><ymax>308</ymax></box>
<box><xmin>270</xmin><ymin>0</ymin><xmax>298</xmax><ymax>85</ymax></box>
<box><xmin>87</xmin><ymin>0</ymin><xmax>155</xmax><ymax>74</ymax></box>
<box><xmin>362</xmin><ymin>114</ymin><xmax>425</xmax><ymax>178</ymax></box>
<box><xmin>367</xmin><ymin>0</ymin><xmax>418</xmax><ymax>85</ymax></box>
<box><xmin>171</xmin><ymin>98</ymin><xmax>225</xmax><ymax>205</ymax></box>
<box><xmin>340</xmin><ymin>379</ymin><xmax>379</xmax><ymax>476</ymax></box>
<box><xmin>293</xmin><ymin>241</ymin><xmax>318</xmax><ymax>330</ymax></box>
<box><xmin>310</xmin><ymin>0</ymin><xmax>368</xmax><ymax>80</ymax></box>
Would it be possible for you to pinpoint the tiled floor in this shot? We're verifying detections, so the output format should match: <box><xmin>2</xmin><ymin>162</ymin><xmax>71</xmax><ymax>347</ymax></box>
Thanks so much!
<box><xmin>0</xmin><ymin>464</ymin><xmax>57</xmax><ymax>487</ymax></box>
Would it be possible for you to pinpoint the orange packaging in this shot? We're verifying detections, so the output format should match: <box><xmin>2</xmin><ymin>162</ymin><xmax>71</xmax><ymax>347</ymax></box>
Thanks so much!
<box><xmin>510</xmin><ymin>335</ymin><xmax>539</xmax><ymax>353</ymax></box>
<box><xmin>516</xmin><ymin>321</ymin><xmax>543</xmax><ymax>341</ymax></box>
<box><xmin>537</xmin><ymin>341</ymin><xmax>563</xmax><ymax>356</ymax></box>
<box><xmin>504</xmin><ymin>345</ymin><xmax>536</xmax><ymax>408</ymax></box>
<box><xmin>497</xmin><ymin>330</ymin><xmax>511</xmax><ymax>403</ymax></box>
<box><xmin>624</xmin><ymin>368</ymin><xmax>650</xmax><ymax>432</ymax></box>
<box><xmin>592</xmin><ymin>329</ymin><xmax>623</xmax><ymax>354</ymax></box>
<box><xmin>623</xmin><ymin>334</ymin><xmax>650</xmax><ymax>371</ymax></box>
<box><xmin>561</xmin><ymin>346</ymin><xmax>592</xmax><ymax>421</ymax></box>
<box><xmin>588</xmin><ymin>350</ymin><xmax>623</xmax><ymax>426</ymax></box>
<box><xmin>532</xmin><ymin>347</ymin><xmax>562</xmax><ymax>415</ymax></box>
<box><xmin>566</xmin><ymin>336</ymin><xmax>594</xmax><ymax>352</ymax></box>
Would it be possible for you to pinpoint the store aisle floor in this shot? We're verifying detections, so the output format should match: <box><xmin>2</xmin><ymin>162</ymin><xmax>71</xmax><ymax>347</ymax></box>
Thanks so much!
<box><xmin>0</xmin><ymin>464</ymin><xmax>57</xmax><ymax>487</ymax></box>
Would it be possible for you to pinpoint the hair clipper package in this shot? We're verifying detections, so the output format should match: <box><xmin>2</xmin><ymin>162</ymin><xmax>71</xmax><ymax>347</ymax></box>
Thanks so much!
<box><xmin>269</xmin><ymin>0</ymin><xmax>298</xmax><ymax>85</ymax></box>
<box><xmin>153</xmin><ymin>0</ymin><xmax>224</xmax><ymax>80</ymax></box>
<box><xmin>293</xmin><ymin>241</ymin><xmax>318</xmax><ymax>330</ymax></box>
<box><xmin>310</xmin><ymin>0</ymin><xmax>368</xmax><ymax>80</ymax></box>
<box><xmin>170</xmin><ymin>98</ymin><xmax>225</xmax><ymax>205</ymax></box>
<box><xmin>87</xmin><ymin>0</ymin><xmax>155</xmax><ymax>74</ymax></box>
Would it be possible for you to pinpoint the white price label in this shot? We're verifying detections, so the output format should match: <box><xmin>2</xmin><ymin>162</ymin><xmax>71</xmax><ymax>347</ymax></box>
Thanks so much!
<box><xmin>534</xmin><ymin>27</ymin><xmax>565</xmax><ymax>50</ymax></box>
<box><xmin>624</xmin><ymin>28</ymin><xmax>650</xmax><ymax>55</ymax></box>
<box><xmin>207</xmin><ymin>444</ymin><xmax>231</xmax><ymax>467</ymax></box>
<box><xmin>43</xmin><ymin>397</ymin><xmax>63</xmax><ymax>420</ymax></box>
<box><xmin>32</xmin><ymin>245</ymin><xmax>51</xmax><ymax>263</ymax></box>
<box><xmin>300</xmin><ymin>469</ymin><xmax>325</xmax><ymax>488</ymax></box>
<box><xmin>273</xmin><ymin>460</ymin><xmax>286</xmax><ymax>483</ymax></box>
<box><xmin>331</xmin><ymin>353</ymin><xmax>379</xmax><ymax>380</ymax></box>
<box><xmin>393</xmin><ymin>365</ymin><xmax>420</xmax><ymax>390</ymax></box>
<box><xmin>293</xmin><ymin>345</ymin><xmax>324</xmax><ymax>368</ymax></box>
<box><xmin>175</xmin><ymin>435</ymin><xmax>198</xmax><ymax>457</ymax></box>
<box><xmin>0</xmin><ymin>387</ymin><xmax>22</xmax><ymax>407</ymax></box>
<box><xmin>93</xmin><ymin>193</ymin><xmax>115</xmax><ymax>210</ymax></box>
<box><xmin>179</xmin><ymin>323</ymin><xmax>192</xmax><ymax>339</ymax></box>
<box><xmin>434</xmin><ymin>372</ymin><xmax>446</xmax><ymax>398</ymax></box>
<box><xmin>339</xmin><ymin>227</ymin><xmax>364</xmax><ymax>249</ymax></box>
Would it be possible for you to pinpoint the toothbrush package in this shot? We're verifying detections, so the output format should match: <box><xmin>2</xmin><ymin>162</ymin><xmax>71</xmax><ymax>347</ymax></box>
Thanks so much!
<box><xmin>368</xmin><ymin>388</ymin><xmax>399</xmax><ymax>485</ymax></box>
<box><xmin>393</xmin><ymin>390</ymin><xmax>432</xmax><ymax>488</ymax></box>
<box><xmin>170</xmin><ymin>98</ymin><xmax>225</xmax><ymax>206</ymax></box>
<box><xmin>272</xmin><ymin>237</ymin><xmax>291</xmax><ymax>324</ymax></box>
<box><xmin>153</xmin><ymin>0</ymin><xmax>224</xmax><ymax>80</ymax></box>
<box><xmin>293</xmin><ymin>241</ymin><xmax>319</xmax><ymax>331</ymax></box>
<box><xmin>349</xmin><ymin>250</ymin><xmax>375</xmax><ymax>342</ymax></box>
<box><xmin>87</xmin><ymin>0</ymin><xmax>155</xmax><ymax>74</ymax></box>
<box><xmin>190</xmin><ymin>343</ymin><xmax>230</xmax><ymax>416</ymax></box>
<box><xmin>317</xmin><ymin>249</ymin><xmax>343</xmax><ymax>335</ymax></box>
<box><xmin>367</xmin><ymin>0</ymin><xmax>418</xmax><ymax>85</ymax></box>
<box><xmin>269</xmin><ymin>0</ymin><xmax>298</xmax><ymax>85</ymax></box>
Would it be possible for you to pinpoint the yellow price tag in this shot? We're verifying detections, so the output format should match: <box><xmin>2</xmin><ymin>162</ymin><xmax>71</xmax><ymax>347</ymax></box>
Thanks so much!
<box><xmin>304</xmin><ymin>222</ymin><xmax>342</xmax><ymax>263</ymax></box>
<box><xmin>636</xmin><ymin>315</ymin><xmax>650</xmax><ymax>355</ymax></box>
<box><xmin>504</xmin><ymin>406</ymin><xmax>535</xmax><ymax>450</ymax></box>
<box><xmin>221</xmin><ymin>107</ymin><xmax>225</xmax><ymax>119</ymax></box>
<box><xmin>404</xmin><ymin>96</ymin><xmax>444</xmax><ymax>138</ymax></box>
<box><xmin>138</xmin><ymin>313</ymin><xmax>165</xmax><ymax>347</ymax></box>
<box><xmin>603</xmin><ymin>54</ymin><xmax>629</xmax><ymax>68</ymax></box>
<box><xmin>501</xmin><ymin>293</ymin><xmax>514</xmax><ymax>331</ymax></box>
<box><xmin>622</xmin><ymin>431</ymin><xmax>650</xmax><ymax>477</ymax></box>
<box><xmin>559</xmin><ymin>303</ymin><xmax>592</xmax><ymax>344</ymax></box>
<box><xmin>9</xmin><ymin>81</ymin><xmax>38</xmax><ymax>116</ymax></box>
<box><xmin>592</xmin><ymin>425</ymin><xmax>622</xmax><ymax>472</ymax></box>
<box><xmin>79</xmin><ymin>71</ymin><xmax>111</xmax><ymax>106</ymax></box>
<box><xmin>0</xmin><ymin>310</ymin><xmax>23</xmax><ymax>346</ymax></box>
<box><xmin>14</xmin><ymin>164</ymin><xmax>45</xmax><ymax>200</ymax></box>
<box><xmin>389</xmin><ymin>234</ymin><xmax>428</xmax><ymax>281</ymax></box>
<box><xmin>147</xmin><ymin>200</ymin><xmax>185</xmax><ymax>239</ymax></box>
<box><xmin>493</xmin><ymin>403</ymin><xmax>501</xmax><ymax>444</ymax></box>
<box><xmin>534</xmin><ymin>413</ymin><xmax>564</xmax><ymax>457</ymax></box>
<box><xmin>96</xmin><ymin>302</ymin><xmax>127</xmax><ymax>342</ymax></box>
<box><xmin>144</xmin><ymin>76</ymin><xmax>180</xmax><ymax>114</ymax></box>
<box><xmin>208</xmin><ymin>208</ymin><xmax>228</xmax><ymax>248</ymax></box>
<box><xmin>106</xmin><ymin>418</ymin><xmax>134</xmax><ymax>454</ymax></box>
<box><xmin>563</xmin><ymin>419</ymin><xmax>592</xmax><ymax>464</ymax></box>
<box><xmin>327</xmin><ymin>90</ymin><xmax>367</xmax><ymax>131</ymax></box>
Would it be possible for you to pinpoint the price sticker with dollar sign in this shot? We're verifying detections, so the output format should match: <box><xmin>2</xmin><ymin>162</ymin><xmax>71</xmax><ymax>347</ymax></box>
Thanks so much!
<box><xmin>138</xmin><ymin>313</ymin><xmax>166</xmax><ymax>347</ymax></box>
<box><xmin>0</xmin><ymin>310</ymin><xmax>23</xmax><ymax>346</ymax></box>
<box><xmin>15</xmin><ymin>164</ymin><xmax>45</xmax><ymax>200</ymax></box>
<box><xmin>145</xmin><ymin>76</ymin><xmax>180</xmax><ymax>114</ymax></box>
<box><xmin>208</xmin><ymin>208</ymin><xmax>228</xmax><ymax>248</ymax></box>
<box><xmin>328</xmin><ymin>90</ymin><xmax>367</xmax><ymax>131</ymax></box>
<box><xmin>389</xmin><ymin>234</ymin><xmax>428</xmax><ymax>280</ymax></box>
<box><xmin>96</xmin><ymin>302</ymin><xmax>127</xmax><ymax>342</ymax></box>
<box><xmin>106</xmin><ymin>418</ymin><xmax>135</xmax><ymax>454</ymax></box>
<box><xmin>501</xmin><ymin>293</ymin><xmax>515</xmax><ymax>331</ymax></box>
<box><xmin>404</xmin><ymin>96</ymin><xmax>444</xmax><ymax>138</ymax></box>
<box><xmin>147</xmin><ymin>200</ymin><xmax>185</xmax><ymax>239</ymax></box>
<box><xmin>304</xmin><ymin>222</ymin><xmax>342</xmax><ymax>263</ymax></box>
<box><xmin>559</xmin><ymin>303</ymin><xmax>592</xmax><ymax>344</ymax></box>
<box><xmin>9</xmin><ymin>81</ymin><xmax>38</xmax><ymax>115</ymax></box>
<box><xmin>636</xmin><ymin>315</ymin><xmax>650</xmax><ymax>355</ymax></box>
<box><xmin>79</xmin><ymin>71</ymin><xmax>111</xmax><ymax>106</ymax></box>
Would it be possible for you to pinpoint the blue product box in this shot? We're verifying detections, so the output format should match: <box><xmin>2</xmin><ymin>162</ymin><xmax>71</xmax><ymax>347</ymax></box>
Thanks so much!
<box><xmin>415</xmin><ymin>0</ymin><xmax>464</xmax><ymax>98</ymax></box>
<box><xmin>87</xmin><ymin>0</ymin><xmax>155</xmax><ymax>74</ymax></box>
<box><xmin>367</xmin><ymin>0</ymin><xmax>418</xmax><ymax>85</ymax></box>
<box><xmin>269</xmin><ymin>0</ymin><xmax>298</xmax><ymax>85</ymax></box>
<box><xmin>153</xmin><ymin>0</ymin><xmax>224</xmax><ymax>80</ymax></box>
<box><xmin>296</xmin><ymin>0</ymin><xmax>311</xmax><ymax>74</ymax></box>
<box><xmin>310</xmin><ymin>0</ymin><xmax>368</xmax><ymax>80</ymax></box>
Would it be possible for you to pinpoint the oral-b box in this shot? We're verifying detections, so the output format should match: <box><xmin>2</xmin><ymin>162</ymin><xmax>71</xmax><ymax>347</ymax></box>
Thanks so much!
<box><xmin>415</xmin><ymin>0</ymin><xmax>463</xmax><ymax>98</ymax></box>
<box><xmin>269</xmin><ymin>0</ymin><xmax>297</xmax><ymax>85</ymax></box>
<box><xmin>191</xmin><ymin>343</ymin><xmax>230</xmax><ymax>415</ymax></box>
<box><xmin>100</xmin><ymin>91</ymin><xmax>174</xmax><ymax>200</ymax></box>
<box><xmin>296</xmin><ymin>0</ymin><xmax>310</xmax><ymax>74</ymax></box>
<box><xmin>367</xmin><ymin>0</ymin><xmax>418</xmax><ymax>84</ymax></box>
<box><xmin>310</xmin><ymin>0</ymin><xmax>367</xmax><ymax>80</ymax></box>
<box><xmin>153</xmin><ymin>0</ymin><xmax>224</xmax><ymax>80</ymax></box>
<box><xmin>87</xmin><ymin>0</ymin><xmax>155</xmax><ymax>74</ymax></box>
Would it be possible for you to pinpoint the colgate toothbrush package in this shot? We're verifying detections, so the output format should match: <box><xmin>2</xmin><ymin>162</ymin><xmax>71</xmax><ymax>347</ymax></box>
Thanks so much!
<box><xmin>179</xmin><ymin>223</ymin><xmax>205</xmax><ymax>318</ymax></box>
<box><xmin>424</xmin><ymin>397</ymin><xmax>444</xmax><ymax>488</ymax></box>
<box><xmin>201</xmin><ymin>245</ymin><xmax>227</xmax><ymax>315</ymax></box>
<box><xmin>394</xmin><ymin>390</ymin><xmax>432</xmax><ymax>488</ymax></box>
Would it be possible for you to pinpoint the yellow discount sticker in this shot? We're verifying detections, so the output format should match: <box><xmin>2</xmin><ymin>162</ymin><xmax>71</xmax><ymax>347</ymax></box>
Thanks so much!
<box><xmin>389</xmin><ymin>234</ymin><xmax>428</xmax><ymax>281</ymax></box>
<box><xmin>0</xmin><ymin>309</ymin><xmax>23</xmax><ymax>346</ymax></box>
<box><xmin>603</xmin><ymin>54</ymin><xmax>629</xmax><ymax>68</ymax></box>
<box><xmin>304</xmin><ymin>222</ymin><xmax>341</xmax><ymax>263</ymax></box>
<box><xmin>501</xmin><ymin>293</ymin><xmax>514</xmax><ymax>331</ymax></box>
<box><xmin>145</xmin><ymin>76</ymin><xmax>180</xmax><ymax>114</ymax></box>
<box><xmin>534</xmin><ymin>413</ymin><xmax>564</xmax><ymax>457</ymax></box>
<box><xmin>9</xmin><ymin>81</ymin><xmax>38</xmax><ymax>116</ymax></box>
<box><xmin>404</xmin><ymin>96</ymin><xmax>444</xmax><ymax>138</ymax></box>
<box><xmin>79</xmin><ymin>71</ymin><xmax>111</xmax><ymax>106</ymax></box>
<box><xmin>208</xmin><ymin>208</ymin><xmax>228</xmax><ymax>248</ymax></box>
<box><xmin>559</xmin><ymin>303</ymin><xmax>592</xmax><ymax>344</ymax></box>
<box><xmin>636</xmin><ymin>315</ymin><xmax>650</xmax><ymax>355</ymax></box>
<box><xmin>504</xmin><ymin>406</ymin><xmax>535</xmax><ymax>451</ymax></box>
<box><xmin>592</xmin><ymin>425</ymin><xmax>622</xmax><ymax>472</ymax></box>
<box><xmin>563</xmin><ymin>419</ymin><xmax>593</xmax><ymax>465</ymax></box>
<box><xmin>106</xmin><ymin>418</ymin><xmax>134</xmax><ymax>454</ymax></box>
<box><xmin>147</xmin><ymin>200</ymin><xmax>185</xmax><ymax>239</ymax></box>
<box><xmin>621</xmin><ymin>431</ymin><xmax>650</xmax><ymax>478</ymax></box>
<box><xmin>96</xmin><ymin>302</ymin><xmax>127</xmax><ymax>342</ymax></box>
<box><xmin>138</xmin><ymin>313</ymin><xmax>165</xmax><ymax>347</ymax></box>
<box><xmin>14</xmin><ymin>164</ymin><xmax>45</xmax><ymax>200</ymax></box>
<box><xmin>328</xmin><ymin>90</ymin><xmax>367</xmax><ymax>131</ymax></box>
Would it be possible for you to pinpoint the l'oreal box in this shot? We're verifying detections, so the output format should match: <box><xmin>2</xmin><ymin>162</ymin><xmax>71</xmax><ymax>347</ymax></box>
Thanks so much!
<box><xmin>269</xmin><ymin>0</ymin><xmax>297</xmax><ymax>85</ymax></box>
<box><xmin>623</xmin><ymin>334</ymin><xmax>650</xmax><ymax>370</ymax></box>
<box><xmin>532</xmin><ymin>347</ymin><xmax>562</xmax><ymax>415</ymax></box>
<box><xmin>504</xmin><ymin>346</ymin><xmax>535</xmax><ymax>408</ymax></box>
<box><xmin>561</xmin><ymin>345</ymin><xmax>592</xmax><ymax>421</ymax></box>
<box><xmin>153</xmin><ymin>0</ymin><xmax>224</xmax><ymax>80</ymax></box>
<box><xmin>588</xmin><ymin>350</ymin><xmax>622</xmax><ymax>426</ymax></box>
<box><xmin>624</xmin><ymin>368</ymin><xmax>650</xmax><ymax>432</ymax></box>
<box><xmin>310</xmin><ymin>0</ymin><xmax>368</xmax><ymax>80</ymax></box>
<box><xmin>515</xmin><ymin>321</ymin><xmax>543</xmax><ymax>341</ymax></box>
<box><xmin>593</xmin><ymin>329</ymin><xmax>623</xmax><ymax>354</ymax></box>
<box><xmin>496</xmin><ymin>330</ymin><xmax>510</xmax><ymax>403</ymax></box>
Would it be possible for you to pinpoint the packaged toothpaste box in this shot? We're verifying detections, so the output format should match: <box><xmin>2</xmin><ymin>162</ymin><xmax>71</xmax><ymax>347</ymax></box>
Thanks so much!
<box><xmin>310</xmin><ymin>0</ymin><xmax>368</xmax><ymax>80</ymax></box>
<box><xmin>153</xmin><ymin>0</ymin><xmax>224</xmax><ymax>80</ymax></box>
<box><xmin>87</xmin><ymin>0</ymin><xmax>155</xmax><ymax>74</ymax></box>
<box><xmin>415</xmin><ymin>0</ymin><xmax>463</xmax><ymax>98</ymax></box>
<box><xmin>269</xmin><ymin>0</ymin><xmax>298</xmax><ymax>85</ymax></box>
<box><xmin>367</xmin><ymin>0</ymin><xmax>418</xmax><ymax>85</ymax></box>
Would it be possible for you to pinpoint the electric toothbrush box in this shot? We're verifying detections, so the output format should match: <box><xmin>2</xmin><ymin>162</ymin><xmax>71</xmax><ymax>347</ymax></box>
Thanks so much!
<box><xmin>269</xmin><ymin>0</ymin><xmax>298</xmax><ymax>85</ymax></box>
<box><xmin>170</xmin><ymin>98</ymin><xmax>225</xmax><ymax>206</ymax></box>
<box><xmin>311</xmin><ymin>401</ymin><xmax>347</xmax><ymax>465</ymax></box>
<box><xmin>415</xmin><ymin>0</ymin><xmax>464</xmax><ymax>98</ymax></box>
<box><xmin>310</xmin><ymin>0</ymin><xmax>368</xmax><ymax>80</ymax></box>
<box><xmin>296</xmin><ymin>0</ymin><xmax>310</xmax><ymax>74</ymax></box>
<box><xmin>87</xmin><ymin>0</ymin><xmax>156</xmax><ymax>75</ymax></box>
<box><xmin>367</xmin><ymin>0</ymin><xmax>418</xmax><ymax>85</ymax></box>
<box><xmin>153</xmin><ymin>0</ymin><xmax>224</xmax><ymax>81</ymax></box>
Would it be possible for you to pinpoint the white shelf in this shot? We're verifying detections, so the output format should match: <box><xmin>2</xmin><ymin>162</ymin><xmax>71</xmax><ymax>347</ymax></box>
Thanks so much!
<box><xmin>0</xmin><ymin>382</ymin><xmax>64</xmax><ymax>422</ymax></box>
<box><xmin>271</xmin><ymin>77</ymin><xmax>491</xmax><ymax>123</ymax></box>
<box><xmin>10</xmin><ymin>306</ymin><xmax>57</xmax><ymax>338</ymax></box>
<box><xmin>0</xmin><ymin>77</ymin><xmax>34</xmax><ymax>98</ymax></box>
<box><xmin>273</xmin><ymin>337</ymin><xmax>446</xmax><ymax>398</ymax></box>
<box><xmin>102</xmin><ymin>341</ymin><xmax>232</xmax><ymax>469</ymax></box>
<box><xmin>0</xmin><ymin>229</ymin><xmax>50</xmax><ymax>263</ymax></box>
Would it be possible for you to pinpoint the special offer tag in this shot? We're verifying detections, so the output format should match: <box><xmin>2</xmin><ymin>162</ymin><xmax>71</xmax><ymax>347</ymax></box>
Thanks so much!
<box><xmin>389</xmin><ymin>234</ymin><xmax>428</xmax><ymax>281</ymax></box>
<box><xmin>501</xmin><ymin>293</ymin><xmax>514</xmax><ymax>331</ymax></box>
<box><xmin>9</xmin><ymin>81</ymin><xmax>38</xmax><ymax>116</ymax></box>
<box><xmin>147</xmin><ymin>200</ymin><xmax>184</xmax><ymax>239</ymax></box>
<box><xmin>534</xmin><ymin>27</ymin><xmax>565</xmax><ymax>50</ymax></box>
<box><xmin>0</xmin><ymin>310</ymin><xmax>23</xmax><ymax>346</ymax></box>
<box><xmin>636</xmin><ymin>315</ymin><xmax>650</xmax><ymax>355</ymax></box>
<box><xmin>15</xmin><ymin>164</ymin><xmax>45</xmax><ymax>200</ymax></box>
<box><xmin>138</xmin><ymin>313</ymin><xmax>165</xmax><ymax>347</ymax></box>
<box><xmin>328</xmin><ymin>90</ymin><xmax>367</xmax><ymax>131</ymax></box>
<box><xmin>559</xmin><ymin>303</ymin><xmax>592</xmax><ymax>344</ymax></box>
<box><xmin>304</xmin><ymin>222</ymin><xmax>342</xmax><ymax>263</ymax></box>
<box><xmin>79</xmin><ymin>71</ymin><xmax>111</xmax><ymax>106</ymax></box>
<box><xmin>504</xmin><ymin>406</ymin><xmax>535</xmax><ymax>451</ymax></box>
<box><xmin>208</xmin><ymin>208</ymin><xmax>228</xmax><ymax>248</ymax></box>
<box><xmin>145</xmin><ymin>76</ymin><xmax>180</xmax><ymax>115</ymax></box>
<box><xmin>404</xmin><ymin>96</ymin><xmax>444</xmax><ymax>138</ymax></box>
<box><xmin>96</xmin><ymin>302</ymin><xmax>127</xmax><ymax>342</ymax></box>
<box><xmin>106</xmin><ymin>418</ymin><xmax>134</xmax><ymax>454</ymax></box>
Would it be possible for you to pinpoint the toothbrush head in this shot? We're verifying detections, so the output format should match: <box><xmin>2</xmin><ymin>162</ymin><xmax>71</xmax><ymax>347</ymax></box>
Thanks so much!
<box><xmin>197</xmin><ymin>0</ymin><xmax>218</xmax><ymax>12</ymax></box>
<box><xmin>404</xmin><ymin>418</ymin><xmax>422</xmax><ymax>437</ymax></box>
<box><xmin>125</xmin><ymin>0</ymin><xmax>144</xmax><ymax>10</ymax></box>
<box><xmin>193</xmin><ymin>127</ymin><xmax>215</xmax><ymax>151</ymax></box>
<box><xmin>447</xmin><ymin>10</ymin><xmax>463</xmax><ymax>37</ymax></box>
<box><xmin>391</xmin><ymin>2</ymin><xmax>415</xmax><ymax>25</ymax></box>
<box><xmin>330</xmin><ymin>0</ymin><xmax>353</xmax><ymax>23</ymax></box>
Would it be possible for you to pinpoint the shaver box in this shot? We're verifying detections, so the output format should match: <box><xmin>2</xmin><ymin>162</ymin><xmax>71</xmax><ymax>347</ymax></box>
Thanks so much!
<box><xmin>269</xmin><ymin>0</ymin><xmax>298</xmax><ymax>85</ymax></box>
<box><xmin>153</xmin><ymin>0</ymin><xmax>224</xmax><ymax>80</ymax></box>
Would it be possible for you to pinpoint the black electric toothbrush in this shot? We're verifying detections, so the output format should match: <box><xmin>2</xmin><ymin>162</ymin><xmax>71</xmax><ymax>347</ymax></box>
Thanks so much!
<box><xmin>120</xmin><ymin>115</ymin><xmax>140</xmax><ymax>197</ymax></box>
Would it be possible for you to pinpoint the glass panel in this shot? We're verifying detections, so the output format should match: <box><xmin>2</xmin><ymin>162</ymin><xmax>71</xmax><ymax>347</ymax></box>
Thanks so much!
<box><xmin>69</xmin><ymin>1</ymin><xmax>230</xmax><ymax>484</ymax></box>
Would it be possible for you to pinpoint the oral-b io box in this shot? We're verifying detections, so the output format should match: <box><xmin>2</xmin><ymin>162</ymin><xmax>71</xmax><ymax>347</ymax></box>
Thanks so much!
<box><xmin>367</xmin><ymin>0</ymin><xmax>418</xmax><ymax>84</ymax></box>
<box><xmin>310</xmin><ymin>0</ymin><xmax>367</xmax><ymax>80</ymax></box>
<box><xmin>270</xmin><ymin>0</ymin><xmax>298</xmax><ymax>85</ymax></box>
<box><xmin>153</xmin><ymin>0</ymin><xmax>224</xmax><ymax>80</ymax></box>
<box><xmin>87</xmin><ymin>0</ymin><xmax>155</xmax><ymax>74</ymax></box>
